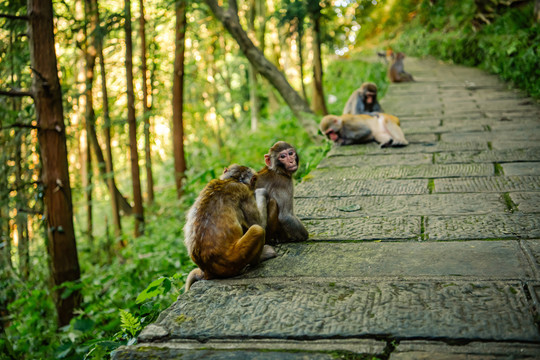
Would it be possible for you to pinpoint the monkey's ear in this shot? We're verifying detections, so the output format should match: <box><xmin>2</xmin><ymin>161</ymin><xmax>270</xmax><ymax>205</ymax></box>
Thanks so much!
<box><xmin>223</xmin><ymin>167</ymin><xmax>229</xmax><ymax>174</ymax></box>
<box><xmin>264</xmin><ymin>154</ymin><xmax>271</xmax><ymax>167</ymax></box>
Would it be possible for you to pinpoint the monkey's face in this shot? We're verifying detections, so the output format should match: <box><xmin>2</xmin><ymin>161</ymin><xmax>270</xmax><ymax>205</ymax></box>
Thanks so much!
<box><xmin>365</xmin><ymin>91</ymin><xmax>376</xmax><ymax>104</ymax></box>
<box><xmin>320</xmin><ymin>115</ymin><xmax>342</xmax><ymax>143</ymax></box>
<box><xmin>276</xmin><ymin>148</ymin><xmax>298</xmax><ymax>173</ymax></box>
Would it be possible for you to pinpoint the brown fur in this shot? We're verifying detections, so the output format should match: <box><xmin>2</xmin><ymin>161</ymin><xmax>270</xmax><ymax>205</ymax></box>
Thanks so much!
<box><xmin>184</xmin><ymin>165</ymin><xmax>275</xmax><ymax>291</ymax></box>
<box><xmin>389</xmin><ymin>52</ymin><xmax>414</xmax><ymax>83</ymax></box>
<box><xmin>320</xmin><ymin>113</ymin><xmax>408</xmax><ymax>147</ymax></box>
<box><xmin>255</xmin><ymin>142</ymin><xmax>308</xmax><ymax>244</ymax></box>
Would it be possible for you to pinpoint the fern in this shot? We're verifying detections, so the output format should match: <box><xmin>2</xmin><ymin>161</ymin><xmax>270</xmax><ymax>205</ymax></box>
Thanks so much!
<box><xmin>119</xmin><ymin>309</ymin><xmax>141</xmax><ymax>338</ymax></box>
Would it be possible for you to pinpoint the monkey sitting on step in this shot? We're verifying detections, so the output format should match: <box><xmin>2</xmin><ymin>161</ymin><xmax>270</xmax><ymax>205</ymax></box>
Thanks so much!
<box><xmin>183</xmin><ymin>164</ymin><xmax>277</xmax><ymax>291</ymax></box>
<box><xmin>320</xmin><ymin>113</ymin><xmax>408</xmax><ymax>148</ymax></box>
<box><xmin>342</xmin><ymin>82</ymin><xmax>383</xmax><ymax>115</ymax></box>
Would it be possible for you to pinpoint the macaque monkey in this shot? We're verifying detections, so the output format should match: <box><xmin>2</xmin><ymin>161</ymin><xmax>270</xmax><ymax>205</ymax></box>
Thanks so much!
<box><xmin>389</xmin><ymin>52</ymin><xmax>414</xmax><ymax>83</ymax></box>
<box><xmin>255</xmin><ymin>141</ymin><xmax>309</xmax><ymax>244</ymax></box>
<box><xmin>343</xmin><ymin>82</ymin><xmax>383</xmax><ymax>115</ymax></box>
<box><xmin>184</xmin><ymin>164</ymin><xmax>276</xmax><ymax>291</ymax></box>
<box><xmin>320</xmin><ymin>113</ymin><xmax>408</xmax><ymax>148</ymax></box>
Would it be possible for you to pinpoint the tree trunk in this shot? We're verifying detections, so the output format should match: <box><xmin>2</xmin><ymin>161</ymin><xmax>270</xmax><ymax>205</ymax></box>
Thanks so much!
<box><xmin>125</xmin><ymin>0</ymin><xmax>144</xmax><ymax>236</ymax></box>
<box><xmin>139</xmin><ymin>0</ymin><xmax>154</xmax><ymax>204</ymax></box>
<box><xmin>84</xmin><ymin>0</ymin><xmax>98</xmax><ymax>244</ymax></box>
<box><xmin>204</xmin><ymin>0</ymin><xmax>320</xmax><ymax>140</ymax></box>
<box><xmin>535</xmin><ymin>0</ymin><xmax>540</xmax><ymax>23</ymax></box>
<box><xmin>309</xmin><ymin>10</ymin><xmax>328</xmax><ymax>115</ymax></box>
<box><xmin>247</xmin><ymin>0</ymin><xmax>259</xmax><ymax>131</ymax></box>
<box><xmin>296</xmin><ymin>23</ymin><xmax>308</xmax><ymax>103</ymax></box>
<box><xmin>15</xmin><ymin>133</ymin><xmax>29</xmax><ymax>280</ymax></box>
<box><xmin>98</xmin><ymin>29</ymin><xmax>123</xmax><ymax>243</ymax></box>
<box><xmin>173</xmin><ymin>0</ymin><xmax>187</xmax><ymax>199</ymax></box>
<box><xmin>27</xmin><ymin>0</ymin><xmax>81</xmax><ymax>327</ymax></box>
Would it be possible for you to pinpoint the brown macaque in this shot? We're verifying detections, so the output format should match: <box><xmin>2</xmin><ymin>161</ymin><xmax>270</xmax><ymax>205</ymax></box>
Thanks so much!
<box><xmin>320</xmin><ymin>113</ymin><xmax>408</xmax><ymax>148</ymax></box>
<box><xmin>255</xmin><ymin>141</ymin><xmax>309</xmax><ymax>244</ymax></box>
<box><xmin>389</xmin><ymin>52</ymin><xmax>414</xmax><ymax>83</ymax></box>
<box><xmin>343</xmin><ymin>82</ymin><xmax>383</xmax><ymax>115</ymax></box>
<box><xmin>183</xmin><ymin>164</ymin><xmax>276</xmax><ymax>291</ymax></box>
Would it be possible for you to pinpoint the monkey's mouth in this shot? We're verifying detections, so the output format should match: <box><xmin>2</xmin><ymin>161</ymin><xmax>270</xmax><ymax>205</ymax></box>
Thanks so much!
<box><xmin>287</xmin><ymin>164</ymin><xmax>298</xmax><ymax>172</ymax></box>
<box><xmin>325</xmin><ymin>130</ymin><xmax>339</xmax><ymax>142</ymax></box>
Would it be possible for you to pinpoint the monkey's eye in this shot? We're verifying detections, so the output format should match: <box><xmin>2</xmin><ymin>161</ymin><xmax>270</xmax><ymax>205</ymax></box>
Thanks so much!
<box><xmin>288</xmin><ymin>151</ymin><xmax>294</xmax><ymax>156</ymax></box>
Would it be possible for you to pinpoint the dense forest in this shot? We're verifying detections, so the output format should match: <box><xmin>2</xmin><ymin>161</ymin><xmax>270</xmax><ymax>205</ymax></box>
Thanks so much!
<box><xmin>0</xmin><ymin>0</ymin><xmax>538</xmax><ymax>359</ymax></box>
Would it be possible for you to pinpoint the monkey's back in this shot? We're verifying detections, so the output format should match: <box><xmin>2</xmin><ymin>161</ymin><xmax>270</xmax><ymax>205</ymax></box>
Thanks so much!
<box><xmin>183</xmin><ymin>179</ymin><xmax>247</xmax><ymax>264</ymax></box>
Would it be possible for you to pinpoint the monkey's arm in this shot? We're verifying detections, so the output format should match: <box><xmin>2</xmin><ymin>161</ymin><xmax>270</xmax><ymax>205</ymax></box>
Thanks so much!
<box><xmin>254</xmin><ymin>188</ymin><xmax>268</xmax><ymax>228</ymax></box>
<box><xmin>354</xmin><ymin>95</ymin><xmax>367</xmax><ymax>114</ymax></box>
<box><xmin>340</xmin><ymin>120</ymin><xmax>372</xmax><ymax>145</ymax></box>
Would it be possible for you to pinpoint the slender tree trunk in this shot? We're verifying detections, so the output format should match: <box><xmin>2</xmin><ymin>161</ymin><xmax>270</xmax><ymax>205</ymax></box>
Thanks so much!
<box><xmin>139</xmin><ymin>0</ymin><xmax>154</xmax><ymax>204</ymax></box>
<box><xmin>98</xmin><ymin>31</ymin><xmax>123</xmax><ymax>243</ymax></box>
<box><xmin>296</xmin><ymin>23</ymin><xmax>308</xmax><ymax>103</ymax></box>
<box><xmin>204</xmin><ymin>0</ymin><xmax>320</xmax><ymax>140</ymax></box>
<box><xmin>309</xmin><ymin>10</ymin><xmax>328</xmax><ymax>115</ymax></box>
<box><xmin>15</xmin><ymin>134</ymin><xmax>29</xmax><ymax>280</ymax></box>
<box><xmin>125</xmin><ymin>0</ymin><xmax>144</xmax><ymax>236</ymax></box>
<box><xmin>173</xmin><ymin>0</ymin><xmax>187</xmax><ymax>199</ymax></box>
<box><xmin>247</xmin><ymin>0</ymin><xmax>259</xmax><ymax>131</ymax></box>
<box><xmin>27</xmin><ymin>0</ymin><xmax>81</xmax><ymax>327</ymax></box>
<box><xmin>84</xmin><ymin>0</ymin><xmax>98</xmax><ymax>244</ymax></box>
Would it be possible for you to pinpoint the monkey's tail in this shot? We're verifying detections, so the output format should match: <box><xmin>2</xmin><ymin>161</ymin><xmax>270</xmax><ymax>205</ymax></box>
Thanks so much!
<box><xmin>185</xmin><ymin>268</ymin><xmax>205</xmax><ymax>292</ymax></box>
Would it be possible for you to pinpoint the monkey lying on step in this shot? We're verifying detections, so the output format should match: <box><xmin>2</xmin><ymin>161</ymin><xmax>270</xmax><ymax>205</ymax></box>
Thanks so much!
<box><xmin>320</xmin><ymin>113</ymin><xmax>408</xmax><ymax>148</ymax></box>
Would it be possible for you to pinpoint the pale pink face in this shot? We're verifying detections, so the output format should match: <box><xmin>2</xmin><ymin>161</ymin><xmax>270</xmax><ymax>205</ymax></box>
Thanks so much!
<box><xmin>278</xmin><ymin>148</ymin><xmax>298</xmax><ymax>172</ymax></box>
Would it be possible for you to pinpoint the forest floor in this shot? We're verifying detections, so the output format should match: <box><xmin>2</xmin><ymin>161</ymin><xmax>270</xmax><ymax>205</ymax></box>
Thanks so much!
<box><xmin>113</xmin><ymin>57</ymin><xmax>540</xmax><ymax>359</ymax></box>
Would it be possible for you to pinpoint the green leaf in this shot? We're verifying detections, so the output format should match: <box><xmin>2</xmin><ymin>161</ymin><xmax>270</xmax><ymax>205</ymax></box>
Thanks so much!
<box><xmin>136</xmin><ymin>277</ymin><xmax>171</xmax><ymax>304</ymax></box>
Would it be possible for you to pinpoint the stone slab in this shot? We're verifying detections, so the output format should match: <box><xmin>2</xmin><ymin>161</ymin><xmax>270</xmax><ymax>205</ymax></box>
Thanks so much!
<box><xmin>391</xmin><ymin>341</ymin><xmax>540</xmax><ymax>360</ymax></box>
<box><xmin>317</xmin><ymin>152</ymin><xmax>432</xmax><ymax>168</ymax></box>
<box><xmin>241</xmin><ymin>241</ymin><xmax>534</xmax><ymax>280</ymax></box>
<box><xmin>442</xmin><ymin>130</ymin><xmax>540</xmax><ymax>142</ymax></box>
<box><xmin>142</xmin><ymin>280</ymin><xmax>540</xmax><ymax>342</ymax></box>
<box><xmin>310</xmin><ymin>163</ymin><xmax>493</xmax><ymax>180</ymax></box>
<box><xmin>327</xmin><ymin>141</ymin><xmax>489</xmax><ymax>157</ymax></box>
<box><xmin>510</xmin><ymin>192</ymin><xmax>540</xmax><ymax>213</ymax></box>
<box><xmin>295</xmin><ymin>193</ymin><xmax>506</xmax><ymax>219</ymax></box>
<box><xmin>434</xmin><ymin>176</ymin><xmax>540</xmax><ymax>193</ymax></box>
<box><xmin>304</xmin><ymin>216</ymin><xmax>421</xmax><ymax>241</ymax></box>
<box><xmin>491</xmin><ymin>140</ymin><xmax>540</xmax><ymax>151</ymax></box>
<box><xmin>434</xmin><ymin>148</ymin><xmax>540</xmax><ymax>164</ymax></box>
<box><xmin>502</xmin><ymin>162</ymin><xmax>540</xmax><ymax>176</ymax></box>
<box><xmin>522</xmin><ymin>240</ymin><xmax>540</xmax><ymax>271</ymax></box>
<box><xmin>425</xmin><ymin>214</ymin><xmax>540</xmax><ymax>240</ymax></box>
<box><xmin>296</xmin><ymin>178</ymin><xmax>429</xmax><ymax>197</ymax></box>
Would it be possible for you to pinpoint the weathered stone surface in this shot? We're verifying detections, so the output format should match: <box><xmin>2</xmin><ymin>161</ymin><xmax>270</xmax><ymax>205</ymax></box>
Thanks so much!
<box><xmin>425</xmin><ymin>214</ymin><xmax>540</xmax><ymax>240</ymax></box>
<box><xmin>310</xmin><ymin>163</ymin><xmax>493</xmax><ymax>180</ymax></box>
<box><xmin>434</xmin><ymin>148</ymin><xmax>540</xmax><ymax>164</ymax></box>
<box><xmin>327</xmin><ymin>141</ymin><xmax>488</xmax><ymax>157</ymax></box>
<box><xmin>391</xmin><ymin>341</ymin><xmax>540</xmax><ymax>360</ymax></box>
<box><xmin>317</xmin><ymin>152</ymin><xmax>432</xmax><ymax>168</ymax></box>
<box><xmin>241</xmin><ymin>241</ymin><xmax>534</xmax><ymax>280</ymax></box>
<box><xmin>442</xmin><ymin>130</ymin><xmax>540</xmax><ymax>142</ymax></box>
<box><xmin>521</xmin><ymin>240</ymin><xmax>540</xmax><ymax>272</ymax></box>
<box><xmin>434</xmin><ymin>176</ymin><xmax>540</xmax><ymax>193</ymax></box>
<box><xmin>304</xmin><ymin>216</ymin><xmax>421</xmax><ymax>241</ymax></box>
<box><xmin>510</xmin><ymin>192</ymin><xmax>540</xmax><ymax>213</ymax></box>
<box><xmin>295</xmin><ymin>193</ymin><xmax>506</xmax><ymax>219</ymax></box>
<box><xmin>147</xmin><ymin>280</ymin><xmax>539</xmax><ymax>342</ymax></box>
<box><xmin>502</xmin><ymin>162</ymin><xmax>540</xmax><ymax>176</ymax></box>
<box><xmin>296</xmin><ymin>178</ymin><xmax>429</xmax><ymax>197</ymax></box>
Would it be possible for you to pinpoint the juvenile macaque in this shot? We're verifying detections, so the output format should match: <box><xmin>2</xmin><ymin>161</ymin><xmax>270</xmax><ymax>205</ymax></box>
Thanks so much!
<box><xmin>255</xmin><ymin>141</ymin><xmax>309</xmax><ymax>244</ymax></box>
<box><xmin>184</xmin><ymin>164</ymin><xmax>276</xmax><ymax>291</ymax></box>
<box><xmin>343</xmin><ymin>82</ymin><xmax>383</xmax><ymax>115</ymax></box>
<box><xmin>320</xmin><ymin>113</ymin><xmax>408</xmax><ymax>147</ymax></box>
<box><xmin>389</xmin><ymin>52</ymin><xmax>414</xmax><ymax>83</ymax></box>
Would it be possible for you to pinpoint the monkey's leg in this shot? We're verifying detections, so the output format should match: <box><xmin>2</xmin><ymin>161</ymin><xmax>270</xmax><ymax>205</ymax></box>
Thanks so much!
<box><xmin>384</xmin><ymin>119</ymin><xmax>409</xmax><ymax>146</ymax></box>
<box><xmin>185</xmin><ymin>268</ymin><xmax>205</xmax><ymax>291</ymax></box>
<box><xmin>279</xmin><ymin>214</ymin><xmax>309</xmax><ymax>242</ymax></box>
<box><xmin>229</xmin><ymin>224</ymin><xmax>266</xmax><ymax>269</ymax></box>
<box><xmin>373</xmin><ymin>116</ymin><xmax>393</xmax><ymax>146</ymax></box>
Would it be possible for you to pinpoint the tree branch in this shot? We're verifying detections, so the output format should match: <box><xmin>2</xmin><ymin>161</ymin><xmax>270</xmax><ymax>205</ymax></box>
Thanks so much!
<box><xmin>0</xmin><ymin>13</ymin><xmax>29</xmax><ymax>21</ymax></box>
<box><xmin>0</xmin><ymin>89</ymin><xmax>34</xmax><ymax>98</ymax></box>
<box><xmin>0</xmin><ymin>122</ymin><xmax>39</xmax><ymax>130</ymax></box>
